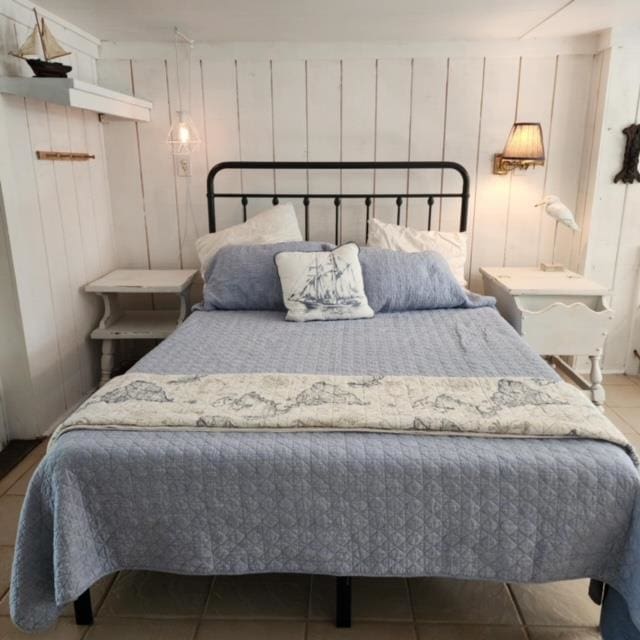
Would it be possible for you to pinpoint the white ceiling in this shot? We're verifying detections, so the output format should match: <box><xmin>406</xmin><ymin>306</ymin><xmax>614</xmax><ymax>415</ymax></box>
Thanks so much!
<box><xmin>34</xmin><ymin>0</ymin><xmax>640</xmax><ymax>42</ymax></box>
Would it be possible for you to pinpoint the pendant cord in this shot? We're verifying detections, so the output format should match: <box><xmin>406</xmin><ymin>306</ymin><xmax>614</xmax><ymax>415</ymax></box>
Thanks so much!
<box><xmin>174</xmin><ymin>28</ymin><xmax>183</xmax><ymax>114</ymax></box>
<box><xmin>174</xmin><ymin>28</ymin><xmax>195</xmax><ymax>115</ymax></box>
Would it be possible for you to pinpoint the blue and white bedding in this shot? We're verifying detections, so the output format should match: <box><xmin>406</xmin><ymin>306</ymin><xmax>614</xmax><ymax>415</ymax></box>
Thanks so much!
<box><xmin>11</xmin><ymin>308</ymin><xmax>640</xmax><ymax>637</ymax></box>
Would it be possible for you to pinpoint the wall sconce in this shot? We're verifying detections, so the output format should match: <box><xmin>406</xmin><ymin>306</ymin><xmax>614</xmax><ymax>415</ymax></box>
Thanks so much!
<box><xmin>494</xmin><ymin>122</ymin><xmax>545</xmax><ymax>175</ymax></box>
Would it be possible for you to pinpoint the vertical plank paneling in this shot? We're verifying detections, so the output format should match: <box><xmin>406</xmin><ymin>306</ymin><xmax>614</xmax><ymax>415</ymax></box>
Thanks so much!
<box><xmin>306</xmin><ymin>59</ymin><xmax>341</xmax><ymax>242</ymax></box>
<box><xmin>539</xmin><ymin>55</ymin><xmax>593</xmax><ymax>268</ymax></box>
<box><xmin>24</xmin><ymin>98</ymin><xmax>84</xmax><ymax>405</ymax></box>
<box><xmin>0</xmin><ymin>2</ymin><xmax>115</xmax><ymax>437</ymax></box>
<box><xmin>98</xmin><ymin>59</ymin><xmax>149</xmax><ymax>268</ymax></box>
<box><xmin>132</xmin><ymin>59</ymin><xmax>181</xmax><ymax>269</ymax></box>
<box><xmin>47</xmin><ymin>102</ymin><xmax>95</xmax><ymax>391</ymax></box>
<box><xmin>407</xmin><ymin>57</ymin><xmax>447</xmax><ymax>231</ymax></box>
<box><xmin>440</xmin><ymin>58</ymin><xmax>484</xmax><ymax>237</ymax></box>
<box><xmin>201</xmin><ymin>59</ymin><xmax>242</xmax><ymax>231</ymax></box>
<box><xmin>271</xmin><ymin>59</ymin><xmax>308</xmax><ymax>234</ymax></box>
<box><xmin>2</xmin><ymin>95</ymin><xmax>66</xmax><ymax>426</ymax></box>
<box><xmin>575</xmin><ymin>50</ymin><xmax>606</xmax><ymax>274</ymax></box>
<box><xmin>374</xmin><ymin>58</ymin><xmax>412</xmax><ymax>224</ymax></box>
<box><xmin>166</xmin><ymin>56</ymin><xmax>208</xmax><ymax>268</ymax></box>
<box><xmin>83</xmin><ymin>110</ymin><xmax>117</xmax><ymax>275</ymax></box>
<box><xmin>67</xmin><ymin>108</ymin><xmax>102</xmax><ymax>280</ymax></box>
<box><xmin>503</xmin><ymin>56</ymin><xmax>556</xmax><ymax>267</ymax></box>
<box><xmin>341</xmin><ymin>58</ymin><xmax>376</xmax><ymax>244</ymax></box>
<box><xmin>236</xmin><ymin>59</ymin><xmax>274</xmax><ymax>217</ymax></box>
<box><xmin>468</xmin><ymin>57</ymin><xmax>520</xmax><ymax>291</ymax></box>
<box><xmin>593</xmin><ymin>49</ymin><xmax>640</xmax><ymax>370</ymax></box>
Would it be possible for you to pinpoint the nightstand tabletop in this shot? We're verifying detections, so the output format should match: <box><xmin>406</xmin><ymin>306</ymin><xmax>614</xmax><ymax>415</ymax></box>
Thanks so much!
<box><xmin>479</xmin><ymin>266</ymin><xmax>610</xmax><ymax>296</ymax></box>
<box><xmin>85</xmin><ymin>269</ymin><xmax>197</xmax><ymax>294</ymax></box>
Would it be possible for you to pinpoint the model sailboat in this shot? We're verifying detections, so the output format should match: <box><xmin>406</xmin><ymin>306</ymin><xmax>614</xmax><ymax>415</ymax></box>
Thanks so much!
<box><xmin>10</xmin><ymin>9</ymin><xmax>72</xmax><ymax>77</ymax></box>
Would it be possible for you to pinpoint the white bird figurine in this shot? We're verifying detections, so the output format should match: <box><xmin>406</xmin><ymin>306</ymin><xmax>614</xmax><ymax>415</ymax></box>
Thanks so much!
<box><xmin>534</xmin><ymin>195</ymin><xmax>579</xmax><ymax>271</ymax></box>
<box><xmin>535</xmin><ymin>195</ymin><xmax>579</xmax><ymax>230</ymax></box>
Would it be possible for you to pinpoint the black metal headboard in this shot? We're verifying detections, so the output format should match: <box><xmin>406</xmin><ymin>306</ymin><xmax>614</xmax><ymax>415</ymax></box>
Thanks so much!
<box><xmin>206</xmin><ymin>161</ymin><xmax>469</xmax><ymax>240</ymax></box>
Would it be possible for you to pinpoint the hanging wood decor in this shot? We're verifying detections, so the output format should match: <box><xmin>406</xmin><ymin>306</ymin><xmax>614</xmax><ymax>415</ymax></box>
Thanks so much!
<box><xmin>614</xmin><ymin>123</ymin><xmax>640</xmax><ymax>184</ymax></box>
<box><xmin>36</xmin><ymin>151</ymin><xmax>95</xmax><ymax>161</ymax></box>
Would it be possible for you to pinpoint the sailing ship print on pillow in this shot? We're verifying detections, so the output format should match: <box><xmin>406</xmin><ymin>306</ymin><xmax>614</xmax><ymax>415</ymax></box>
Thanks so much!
<box><xmin>275</xmin><ymin>243</ymin><xmax>375</xmax><ymax>322</ymax></box>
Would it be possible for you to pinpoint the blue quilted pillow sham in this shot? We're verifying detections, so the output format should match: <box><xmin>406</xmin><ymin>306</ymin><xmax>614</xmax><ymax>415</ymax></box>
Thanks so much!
<box><xmin>358</xmin><ymin>247</ymin><xmax>495</xmax><ymax>312</ymax></box>
<box><xmin>201</xmin><ymin>241</ymin><xmax>334</xmax><ymax>311</ymax></box>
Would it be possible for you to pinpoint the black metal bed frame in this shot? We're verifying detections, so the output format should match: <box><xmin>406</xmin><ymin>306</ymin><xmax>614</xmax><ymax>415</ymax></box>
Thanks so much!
<box><xmin>71</xmin><ymin>160</ymin><xmax>603</xmax><ymax>628</ymax></box>
<box><xmin>206</xmin><ymin>160</ymin><xmax>470</xmax><ymax>237</ymax></box>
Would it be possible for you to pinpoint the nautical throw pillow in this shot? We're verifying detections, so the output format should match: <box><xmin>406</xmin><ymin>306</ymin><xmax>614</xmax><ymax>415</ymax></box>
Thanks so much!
<box><xmin>275</xmin><ymin>243</ymin><xmax>375</xmax><ymax>322</ymax></box>
<box><xmin>195</xmin><ymin>202</ymin><xmax>303</xmax><ymax>276</ymax></box>
<box><xmin>367</xmin><ymin>217</ymin><xmax>468</xmax><ymax>286</ymax></box>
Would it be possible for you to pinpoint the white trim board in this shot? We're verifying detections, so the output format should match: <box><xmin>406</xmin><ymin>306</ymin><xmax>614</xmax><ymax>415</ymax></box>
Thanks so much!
<box><xmin>0</xmin><ymin>77</ymin><xmax>152</xmax><ymax>121</ymax></box>
<box><xmin>99</xmin><ymin>34</ymin><xmax>602</xmax><ymax>62</ymax></box>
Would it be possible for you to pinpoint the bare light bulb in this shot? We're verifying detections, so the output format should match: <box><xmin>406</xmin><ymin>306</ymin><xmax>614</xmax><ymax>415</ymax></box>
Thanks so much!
<box><xmin>178</xmin><ymin>122</ymin><xmax>190</xmax><ymax>144</ymax></box>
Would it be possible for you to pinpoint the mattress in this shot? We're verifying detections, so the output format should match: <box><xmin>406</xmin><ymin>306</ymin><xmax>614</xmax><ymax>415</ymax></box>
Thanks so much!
<box><xmin>11</xmin><ymin>308</ymin><xmax>640</xmax><ymax>637</ymax></box>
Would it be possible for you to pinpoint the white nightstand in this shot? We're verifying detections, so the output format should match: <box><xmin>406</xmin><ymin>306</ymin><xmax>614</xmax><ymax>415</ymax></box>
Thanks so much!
<box><xmin>480</xmin><ymin>266</ymin><xmax>614</xmax><ymax>407</ymax></box>
<box><xmin>86</xmin><ymin>269</ymin><xmax>197</xmax><ymax>385</ymax></box>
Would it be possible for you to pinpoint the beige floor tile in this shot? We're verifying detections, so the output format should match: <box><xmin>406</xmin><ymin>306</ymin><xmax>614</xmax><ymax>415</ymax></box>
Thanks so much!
<box><xmin>417</xmin><ymin>624</ymin><xmax>527</xmax><ymax>639</ymax></box>
<box><xmin>603</xmin><ymin>374</ymin><xmax>636</xmax><ymax>386</ymax></box>
<box><xmin>98</xmin><ymin>571</ymin><xmax>211</xmax><ymax>618</ymax></box>
<box><xmin>204</xmin><ymin>574</ymin><xmax>310</xmax><ymax>620</ymax></box>
<box><xmin>527</xmin><ymin>628</ymin><xmax>601</xmax><ymax>639</ymax></box>
<box><xmin>0</xmin><ymin>547</ymin><xmax>13</xmax><ymax>598</ymax></box>
<box><xmin>603</xmin><ymin>406</ymin><xmax>634</xmax><ymax>433</ymax></box>
<box><xmin>6</xmin><ymin>466</ymin><xmax>37</xmax><ymax>497</ymax></box>
<box><xmin>307</xmin><ymin>621</ymin><xmax>416</xmax><ymax>640</ymax></box>
<box><xmin>509</xmin><ymin>580</ymin><xmax>600</xmax><ymax>627</ymax></box>
<box><xmin>0</xmin><ymin>443</ymin><xmax>46</xmax><ymax>497</ymax></box>
<box><xmin>0</xmin><ymin>616</ymin><xmax>87</xmax><ymax>639</ymax></box>
<box><xmin>60</xmin><ymin>574</ymin><xmax>117</xmax><ymax>618</ymax></box>
<box><xmin>610</xmin><ymin>406</ymin><xmax>640</xmax><ymax>433</ymax></box>
<box><xmin>310</xmin><ymin>576</ymin><xmax>412</xmax><ymax>622</ymax></box>
<box><xmin>409</xmin><ymin>578</ymin><xmax>520</xmax><ymax>625</ymax></box>
<box><xmin>196</xmin><ymin>620</ymin><xmax>306</xmax><ymax>640</ymax></box>
<box><xmin>85</xmin><ymin>617</ymin><xmax>197</xmax><ymax>640</ymax></box>
<box><xmin>0</xmin><ymin>497</ymin><xmax>23</xmax><ymax>546</ymax></box>
<box><xmin>603</xmin><ymin>384</ymin><xmax>640</xmax><ymax>408</ymax></box>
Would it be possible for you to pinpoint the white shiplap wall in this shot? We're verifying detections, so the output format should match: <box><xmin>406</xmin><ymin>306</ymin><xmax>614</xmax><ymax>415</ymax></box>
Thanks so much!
<box><xmin>0</xmin><ymin>0</ymin><xmax>116</xmax><ymax>438</ymax></box>
<box><xmin>580</xmin><ymin>38</ymin><xmax>640</xmax><ymax>373</ymax></box>
<box><xmin>98</xmin><ymin>45</ymin><xmax>595</xmax><ymax>293</ymax></box>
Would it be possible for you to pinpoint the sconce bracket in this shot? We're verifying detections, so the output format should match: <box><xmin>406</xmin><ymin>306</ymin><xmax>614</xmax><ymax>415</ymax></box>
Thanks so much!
<box><xmin>493</xmin><ymin>155</ymin><xmax>544</xmax><ymax>175</ymax></box>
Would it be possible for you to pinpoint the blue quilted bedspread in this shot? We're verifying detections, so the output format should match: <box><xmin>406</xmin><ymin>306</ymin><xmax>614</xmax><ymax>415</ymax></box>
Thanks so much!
<box><xmin>10</xmin><ymin>309</ymin><xmax>640</xmax><ymax>636</ymax></box>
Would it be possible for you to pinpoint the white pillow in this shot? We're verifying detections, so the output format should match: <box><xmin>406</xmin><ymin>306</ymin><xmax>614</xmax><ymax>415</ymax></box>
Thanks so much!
<box><xmin>196</xmin><ymin>203</ymin><xmax>303</xmax><ymax>275</ymax></box>
<box><xmin>275</xmin><ymin>243</ymin><xmax>374</xmax><ymax>322</ymax></box>
<box><xmin>367</xmin><ymin>218</ymin><xmax>467</xmax><ymax>286</ymax></box>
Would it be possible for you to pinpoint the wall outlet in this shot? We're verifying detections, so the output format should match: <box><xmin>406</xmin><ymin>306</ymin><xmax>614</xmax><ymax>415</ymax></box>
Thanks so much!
<box><xmin>175</xmin><ymin>156</ymin><xmax>192</xmax><ymax>178</ymax></box>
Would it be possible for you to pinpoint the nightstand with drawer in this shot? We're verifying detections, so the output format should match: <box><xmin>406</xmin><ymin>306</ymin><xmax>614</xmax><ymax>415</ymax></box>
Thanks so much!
<box><xmin>480</xmin><ymin>266</ymin><xmax>614</xmax><ymax>407</ymax></box>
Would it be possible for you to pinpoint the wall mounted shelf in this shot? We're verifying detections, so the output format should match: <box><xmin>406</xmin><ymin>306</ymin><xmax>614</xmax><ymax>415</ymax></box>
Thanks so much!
<box><xmin>0</xmin><ymin>77</ymin><xmax>152</xmax><ymax>122</ymax></box>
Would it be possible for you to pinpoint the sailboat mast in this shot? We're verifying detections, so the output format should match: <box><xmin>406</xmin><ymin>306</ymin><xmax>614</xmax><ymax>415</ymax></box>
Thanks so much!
<box><xmin>33</xmin><ymin>9</ymin><xmax>48</xmax><ymax>60</ymax></box>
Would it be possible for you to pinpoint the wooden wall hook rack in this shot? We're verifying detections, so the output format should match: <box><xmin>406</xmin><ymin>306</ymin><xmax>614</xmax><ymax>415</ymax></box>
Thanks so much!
<box><xmin>36</xmin><ymin>151</ymin><xmax>95</xmax><ymax>161</ymax></box>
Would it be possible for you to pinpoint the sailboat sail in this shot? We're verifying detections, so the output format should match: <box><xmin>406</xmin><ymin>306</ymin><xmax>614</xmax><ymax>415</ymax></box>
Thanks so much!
<box><xmin>41</xmin><ymin>20</ymin><xmax>70</xmax><ymax>60</ymax></box>
<box><xmin>11</xmin><ymin>26</ymin><xmax>40</xmax><ymax>57</ymax></box>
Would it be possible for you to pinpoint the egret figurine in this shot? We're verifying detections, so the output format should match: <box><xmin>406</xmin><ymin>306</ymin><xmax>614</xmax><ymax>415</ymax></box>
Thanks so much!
<box><xmin>535</xmin><ymin>195</ymin><xmax>579</xmax><ymax>271</ymax></box>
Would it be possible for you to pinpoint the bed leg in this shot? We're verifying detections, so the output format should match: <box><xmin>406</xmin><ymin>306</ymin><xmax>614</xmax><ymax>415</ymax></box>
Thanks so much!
<box><xmin>73</xmin><ymin>589</ymin><xmax>93</xmax><ymax>625</ymax></box>
<box><xmin>336</xmin><ymin>577</ymin><xmax>352</xmax><ymax>628</ymax></box>
<box><xmin>588</xmin><ymin>579</ymin><xmax>607</xmax><ymax>605</ymax></box>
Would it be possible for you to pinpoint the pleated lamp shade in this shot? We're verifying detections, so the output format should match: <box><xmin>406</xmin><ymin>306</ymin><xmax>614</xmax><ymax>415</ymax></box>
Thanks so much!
<box><xmin>501</xmin><ymin>122</ymin><xmax>545</xmax><ymax>164</ymax></box>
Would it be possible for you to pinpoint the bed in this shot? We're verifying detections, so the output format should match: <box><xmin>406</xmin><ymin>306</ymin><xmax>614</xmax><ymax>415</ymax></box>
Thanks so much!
<box><xmin>10</xmin><ymin>161</ymin><xmax>640</xmax><ymax>639</ymax></box>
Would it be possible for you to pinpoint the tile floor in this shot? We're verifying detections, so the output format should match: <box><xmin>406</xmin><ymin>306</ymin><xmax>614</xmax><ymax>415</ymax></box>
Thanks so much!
<box><xmin>2</xmin><ymin>374</ymin><xmax>640</xmax><ymax>639</ymax></box>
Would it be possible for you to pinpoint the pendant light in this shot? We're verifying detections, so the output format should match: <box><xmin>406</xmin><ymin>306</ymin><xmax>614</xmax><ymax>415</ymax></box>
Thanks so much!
<box><xmin>167</xmin><ymin>28</ymin><xmax>201</xmax><ymax>156</ymax></box>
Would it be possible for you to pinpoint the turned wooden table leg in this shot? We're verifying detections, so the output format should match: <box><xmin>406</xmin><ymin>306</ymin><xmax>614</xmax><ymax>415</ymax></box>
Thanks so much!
<box><xmin>589</xmin><ymin>353</ymin><xmax>605</xmax><ymax>409</ymax></box>
<box><xmin>100</xmin><ymin>339</ymin><xmax>115</xmax><ymax>386</ymax></box>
